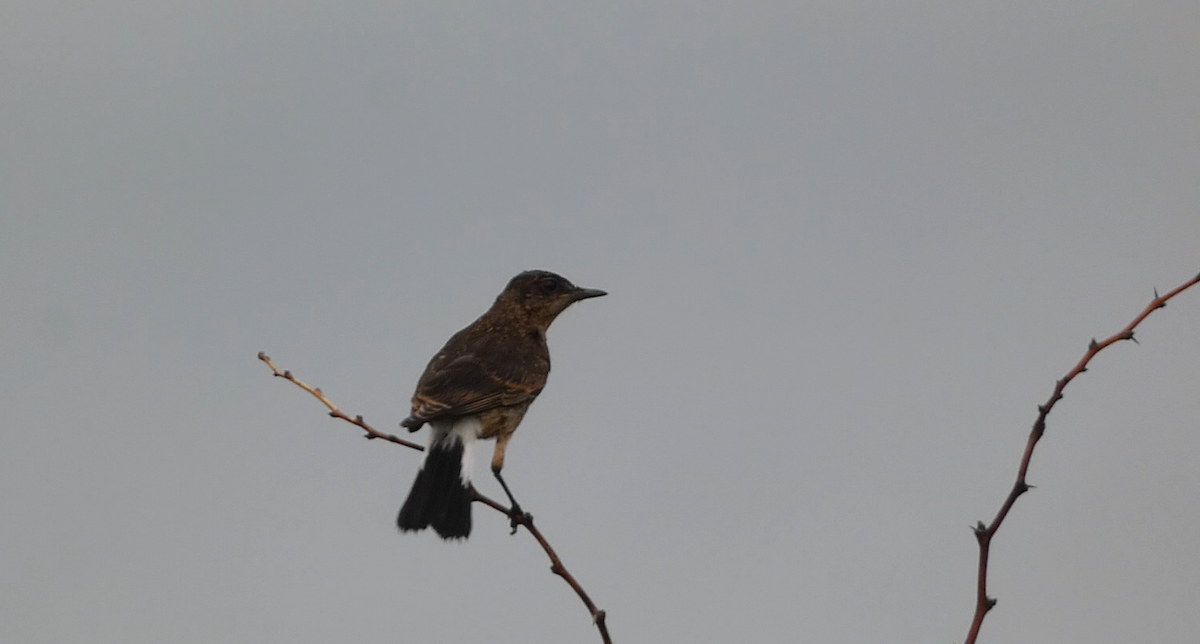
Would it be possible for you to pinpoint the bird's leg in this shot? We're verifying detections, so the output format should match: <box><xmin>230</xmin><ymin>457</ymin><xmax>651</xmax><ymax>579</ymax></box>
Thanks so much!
<box><xmin>491</xmin><ymin>435</ymin><xmax>530</xmax><ymax>532</ymax></box>
<box><xmin>493</xmin><ymin>467</ymin><xmax>527</xmax><ymax>528</ymax></box>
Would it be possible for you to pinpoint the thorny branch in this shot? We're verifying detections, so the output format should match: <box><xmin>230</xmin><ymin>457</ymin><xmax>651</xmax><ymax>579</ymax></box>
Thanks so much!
<box><xmin>258</xmin><ymin>352</ymin><xmax>612</xmax><ymax>644</ymax></box>
<box><xmin>964</xmin><ymin>271</ymin><xmax>1200</xmax><ymax>644</ymax></box>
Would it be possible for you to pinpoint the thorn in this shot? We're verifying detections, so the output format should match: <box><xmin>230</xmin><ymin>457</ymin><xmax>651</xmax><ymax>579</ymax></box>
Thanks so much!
<box><xmin>1079</xmin><ymin>366</ymin><xmax>1087</xmax><ymax>373</ymax></box>
<box><xmin>1037</xmin><ymin>404</ymin><xmax>1046</xmax><ymax>414</ymax></box>
<box><xmin>1153</xmin><ymin>287</ymin><xmax>1160</xmax><ymax>299</ymax></box>
<box><xmin>355</xmin><ymin>415</ymin><xmax>364</xmax><ymax>423</ymax></box>
<box><xmin>1088</xmin><ymin>338</ymin><xmax>1098</xmax><ymax>350</ymax></box>
<box><xmin>314</xmin><ymin>387</ymin><xmax>322</xmax><ymax>394</ymax></box>
<box><xmin>1015</xmin><ymin>481</ymin><xmax>1030</xmax><ymax>495</ymax></box>
<box><xmin>328</xmin><ymin>411</ymin><xmax>338</xmax><ymax>418</ymax></box>
<box><xmin>986</xmin><ymin>596</ymin><xmax>997</xmax><ymax>610</ymax></box>
<box><xmin>1126</xmin><ymin>331</ymin><xmax>1138</xmax><ymax>344</ymax></box>
<box><xmin>1026</xmin><ymin>484</ymin><xmax>1036</xmax><ymax>490</ymax></box>
<box><xmin>595</xmin><ymin>609</ymin><xmax>607</xmax><ymax>625</ymax></box>
<box><xmin>282</xmin><ymin>370</ymin><xmax>293</xmax><ymax>379</ymax></box>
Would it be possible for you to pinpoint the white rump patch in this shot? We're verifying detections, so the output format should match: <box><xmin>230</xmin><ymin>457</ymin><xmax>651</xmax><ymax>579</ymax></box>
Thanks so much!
<box><xmin>427</xmin><ymin>416</ymin><xmax>481</xmax><ymax>485</ymax></box>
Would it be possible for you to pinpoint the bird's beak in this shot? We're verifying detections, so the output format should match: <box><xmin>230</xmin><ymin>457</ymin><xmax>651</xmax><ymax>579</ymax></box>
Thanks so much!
<box><xmin>569</xmin><ymin>286</ymin><xmax>607</xmax><ymax>302</ymax></box>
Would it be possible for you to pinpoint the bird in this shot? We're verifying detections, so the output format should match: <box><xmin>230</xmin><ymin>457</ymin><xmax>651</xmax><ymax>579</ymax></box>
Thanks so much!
<box><xmin>396</xmin><ymin>270</ymin><xmax>606</xmax><ymax>539</ymax></box>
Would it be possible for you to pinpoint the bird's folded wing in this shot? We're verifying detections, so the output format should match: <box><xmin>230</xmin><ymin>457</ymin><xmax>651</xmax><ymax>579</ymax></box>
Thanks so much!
<box><xmin>407</xmin><ymin>353</ymin><xmax>543</xmax><ymax>424</ymax></box>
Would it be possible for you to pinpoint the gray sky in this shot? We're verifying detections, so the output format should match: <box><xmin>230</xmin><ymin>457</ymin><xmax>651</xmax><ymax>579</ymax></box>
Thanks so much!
<box><xmin>2</xmin><ymin>2</ymin><xmax>1198</xmax><ymax>642</ymax></box>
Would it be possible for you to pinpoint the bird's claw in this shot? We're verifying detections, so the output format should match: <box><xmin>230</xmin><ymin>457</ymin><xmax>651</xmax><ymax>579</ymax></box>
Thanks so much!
<box><xmin>507</xmin><ymin>505</ymin><xmax>531</xmax><ymax>534</ymax></box>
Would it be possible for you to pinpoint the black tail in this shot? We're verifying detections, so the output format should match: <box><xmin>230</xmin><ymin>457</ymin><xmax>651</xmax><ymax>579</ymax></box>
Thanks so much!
<box><xmin>397</xmin><ymin>439</ymin><xmax>473</xmax><ymax>539</ymax></box>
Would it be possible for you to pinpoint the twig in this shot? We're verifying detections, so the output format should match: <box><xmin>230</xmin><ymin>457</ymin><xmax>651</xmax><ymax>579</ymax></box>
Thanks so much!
<box><xmin>513</xmin><ymin>511</ymin><xmax>611</xmax><ymax>643</ymax></box>
<box><xmin>964</xmin><ymin>271</ymin><xmax>1200</xmax><ymax>644</ymax></box>
<box><xmin>257</xmin><ymin>352</ymin><xmax>424</xmax><ymax>449</ymax></box>
<box><xmin>469</xmin><ymin>490</ymin><xmax>612</xmax><ymax>643</ymax></box>
<box><xmin>258</xmin><ymin>352</ymin><xmax>612</xmax><ymax>644</ymax></box>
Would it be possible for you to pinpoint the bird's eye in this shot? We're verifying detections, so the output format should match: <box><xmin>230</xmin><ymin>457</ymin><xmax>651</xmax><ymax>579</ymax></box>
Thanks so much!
<box><xmin>538</xmin><ymin>278</ymin><xmax>560</xmax><ymax>294</ymax></box>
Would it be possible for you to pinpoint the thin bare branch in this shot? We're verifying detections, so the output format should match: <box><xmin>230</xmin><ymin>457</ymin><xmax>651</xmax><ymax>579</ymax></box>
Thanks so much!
<box><xmin>964</xmin><ymin>271</ymin><xmax>1200</xmax><ymax>644</ymax></box>
<box><xmin>258</xmin><ymin>352</ymin><xmax>424</xmax><ymax>449</ymax></box>
<box><xmin>475</xmin><ymin>491</ymin><xmax>613</xmax><ymax>643</ymax></box>
<box><xmin>258</xmin><ymin>352</ymin><xmax>612</xmax><ymax>644</ymax></box>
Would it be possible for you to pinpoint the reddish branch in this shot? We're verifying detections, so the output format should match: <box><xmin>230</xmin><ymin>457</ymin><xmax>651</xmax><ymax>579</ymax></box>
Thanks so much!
<box><xmin>964</xmin><ymin>271</ymin><xmax>1200</xmax><ymax>644</ymax></box>
<box><xmin>258</xmin><ymin>352</ymin><xmax>612</xmax><ymax>644</ymax></box>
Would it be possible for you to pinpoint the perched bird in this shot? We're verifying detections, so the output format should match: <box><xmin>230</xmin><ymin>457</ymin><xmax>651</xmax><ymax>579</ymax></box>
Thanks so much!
<box><xmin>397</xmin><ymin>270</ymin><xmax>606</xmax><ymax>539</ymax></box>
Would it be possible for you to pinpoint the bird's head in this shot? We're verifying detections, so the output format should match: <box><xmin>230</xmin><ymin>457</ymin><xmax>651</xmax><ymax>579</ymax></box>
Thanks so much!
<box><xmin>497</xmin><ymin>270</ymin><xmax>606</xmax><ymax>329</ymax></box>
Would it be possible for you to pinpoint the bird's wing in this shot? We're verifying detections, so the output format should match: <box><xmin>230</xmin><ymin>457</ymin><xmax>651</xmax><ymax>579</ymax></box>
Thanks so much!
<box><xmin>405</xmin><ymin>352</ymin><xmax>544</xmax><ymax>426</ymax></box>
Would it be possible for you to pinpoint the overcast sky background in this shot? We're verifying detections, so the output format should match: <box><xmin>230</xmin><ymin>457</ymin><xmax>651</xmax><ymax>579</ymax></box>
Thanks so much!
<box><xmin>2</xmin><ymin>2</ymin><xmax>1199</xmax><ymax>643</ymax></box>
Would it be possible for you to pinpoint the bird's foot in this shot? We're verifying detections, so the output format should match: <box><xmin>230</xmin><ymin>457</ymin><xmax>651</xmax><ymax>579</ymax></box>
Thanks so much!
<box><xmin>507</xmin><ymin>503</ymin><xmax>531</xmax><ymax>534</ymax></box>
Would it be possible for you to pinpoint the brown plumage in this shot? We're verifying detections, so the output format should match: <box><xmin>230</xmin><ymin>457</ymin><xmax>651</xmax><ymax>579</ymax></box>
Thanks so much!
<box><xmin>397</xmin><ymin>270</ymin><xmax>606</xmax><ymax>539</ymax></box>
